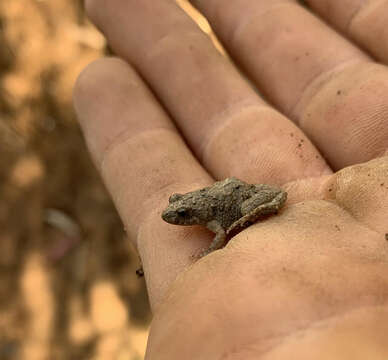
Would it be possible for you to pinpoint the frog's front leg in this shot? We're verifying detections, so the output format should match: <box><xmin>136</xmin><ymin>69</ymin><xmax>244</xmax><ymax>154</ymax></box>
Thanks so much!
<box><xmin>198</xmin><ymin>220</ymin><xmax>226</xmax><ymax>258</ymax></box>
<box><xmin>227</xmin><ymin>191</ymin><xmax>287</xmax><ymax>234</ymax></box>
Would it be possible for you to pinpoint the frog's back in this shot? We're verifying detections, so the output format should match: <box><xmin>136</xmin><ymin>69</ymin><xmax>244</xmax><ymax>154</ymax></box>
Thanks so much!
<box><xmin>206</xmin><ymin>178</ymin><xmax>253</xmax><ymax>228</ymax></box>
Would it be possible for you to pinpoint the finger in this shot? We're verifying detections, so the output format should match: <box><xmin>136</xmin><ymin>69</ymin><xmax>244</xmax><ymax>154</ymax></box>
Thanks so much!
<box><xmin>190</xmin><ymin>0</ymin><xmax>388</xmax><ymax>168</ymax></box>
<box><xmin>305</xmin><ymin>0</ymin><xmax>388</xmax><ymax>63</ymax></box>
<box><xmin>85</xmin><ymin>0</ymin><xmax>329</xmax><ymax>184</ymax></box>
<box><xmin>74</xmin><ymin>57</ymin><xmax>214</xmax><ymax>309</ymax></box>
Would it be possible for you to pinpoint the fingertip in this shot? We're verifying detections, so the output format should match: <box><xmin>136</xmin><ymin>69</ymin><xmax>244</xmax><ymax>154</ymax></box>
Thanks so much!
<box><xmin>84</xmin><ymin>0</ymin><xmax>100</xmax><ymax>24</ymax></box>
<box><xmin>73</xmin><ymin>56</ymin><xmax>128</xmax><ymax>124</ymax></box>
<box><xmin>73</xmin><ymin>57</ymin><xmax>153</xmax><ymax>166</ymax></box>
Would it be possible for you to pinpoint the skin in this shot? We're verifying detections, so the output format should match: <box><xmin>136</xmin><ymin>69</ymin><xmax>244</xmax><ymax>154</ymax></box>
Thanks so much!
<box><xmin>74</xmin><ymin>0</ymin><xmax>388</xmax><ymax>358</ymax></box>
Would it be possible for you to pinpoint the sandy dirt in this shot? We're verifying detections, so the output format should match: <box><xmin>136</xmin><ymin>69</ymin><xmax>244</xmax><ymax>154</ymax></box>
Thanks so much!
<box><xmin>0</xmin><ymin>1</ymin><xmax>152</xmax><ymax>359</ymax></box>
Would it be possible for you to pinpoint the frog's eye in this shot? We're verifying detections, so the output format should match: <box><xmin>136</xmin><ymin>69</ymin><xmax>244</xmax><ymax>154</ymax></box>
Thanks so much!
<box><xmin>177</xmin><ymin>208</ymin><xmax>188</xmax><ymax>217</ymax></box>
<box><xmin>169</xmin><ymin>194</ymin><xmax>183</xmax><ymax>203</ymax></box>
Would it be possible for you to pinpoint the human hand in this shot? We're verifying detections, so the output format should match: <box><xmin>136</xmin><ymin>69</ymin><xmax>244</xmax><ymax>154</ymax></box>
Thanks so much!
<box><xmin>73</xmin><ymin>1</ymin><xmax>388</xmax><ymax>358</ymax></box>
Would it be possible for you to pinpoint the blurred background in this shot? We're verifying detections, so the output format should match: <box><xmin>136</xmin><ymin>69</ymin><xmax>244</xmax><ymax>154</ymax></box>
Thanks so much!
<box><xmin>0</xmin><ymin>0</ymin><xmax>214</xmax><ymax>359</ymax></box>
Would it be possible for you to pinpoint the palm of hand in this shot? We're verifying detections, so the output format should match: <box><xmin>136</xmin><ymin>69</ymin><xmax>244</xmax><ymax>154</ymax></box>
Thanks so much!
<box><xmin>75</xmin><ymin>1</ymin><xmax>388</xmax><ymax>358</ymax></box>
<box><xmin>148</xmin><ymin>157</ymin><xmax>388</xmax><ymax>359</ymax></box>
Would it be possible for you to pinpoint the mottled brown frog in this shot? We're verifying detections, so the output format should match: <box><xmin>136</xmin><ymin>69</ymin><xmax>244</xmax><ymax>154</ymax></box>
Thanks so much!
<box><xmin>162</xmin><ymin>177</ymin><xmax>287</xmax><ymax>257</ymax></box>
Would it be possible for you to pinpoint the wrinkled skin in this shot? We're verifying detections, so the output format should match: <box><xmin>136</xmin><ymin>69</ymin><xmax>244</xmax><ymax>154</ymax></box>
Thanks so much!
<box><xmin>74</xmin><ymin>0</ymin><xmax>388</xmax><ymax>358</ymax></box>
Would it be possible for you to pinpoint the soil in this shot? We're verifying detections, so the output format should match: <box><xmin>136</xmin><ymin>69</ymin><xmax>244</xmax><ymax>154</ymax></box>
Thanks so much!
<box><xmin>0</xmin><ymin>1</ymin><xmax>152</xmax><ymax>359</ymax></box>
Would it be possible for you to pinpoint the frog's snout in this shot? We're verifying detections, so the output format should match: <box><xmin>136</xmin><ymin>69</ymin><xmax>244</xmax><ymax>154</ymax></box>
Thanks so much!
<box><xmin>161</xmin><ymin>209</ymin><xmax>169</xmax><ymax>222</ymax></box>
<box><xmin>161</xmin><ymin>208</ymin><xmax>174</xmax><ymax>223</ymax></box>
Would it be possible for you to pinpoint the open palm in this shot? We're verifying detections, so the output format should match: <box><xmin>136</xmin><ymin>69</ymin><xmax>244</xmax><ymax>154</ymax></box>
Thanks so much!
<box><xmin>74</xmin><ymin>1</ymin><xmax>388</xmax><ymax>358</ymax></box>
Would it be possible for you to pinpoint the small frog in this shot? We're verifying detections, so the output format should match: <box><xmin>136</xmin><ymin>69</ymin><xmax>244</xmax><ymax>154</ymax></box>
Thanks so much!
<box><xmin>162</xmin><ymin>177</ymin><xmax>287</xmax><ymax>257</ymax></box>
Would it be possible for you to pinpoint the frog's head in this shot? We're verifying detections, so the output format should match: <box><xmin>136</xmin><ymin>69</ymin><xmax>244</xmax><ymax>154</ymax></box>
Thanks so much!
<box><xmin>161</xmin><ymin>193</ymin><xmax>201</xmax><ymax>226</ymax></box>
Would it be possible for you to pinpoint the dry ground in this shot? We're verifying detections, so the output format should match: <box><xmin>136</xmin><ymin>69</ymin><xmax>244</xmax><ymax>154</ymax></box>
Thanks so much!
<box><xmin>0</xmin><ymin>1</ymin><xmax>151</xmax><ymax>359</ymax></box>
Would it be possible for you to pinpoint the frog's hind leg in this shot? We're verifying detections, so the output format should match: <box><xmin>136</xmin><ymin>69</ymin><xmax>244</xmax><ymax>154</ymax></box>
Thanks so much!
<box><xmin>197</xmin><ymin>220</ymin><xmax>226</xmax><ymax>258</ymax></box>
<box><xmin>227</xmin><ymin>191</ymin><xmax>287</xmax><ymax>234</ymax></box>
<box><xmin>241</xmin><ymin>190</ymin><xmax>287</xmax><ymax>216</ymax></box>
